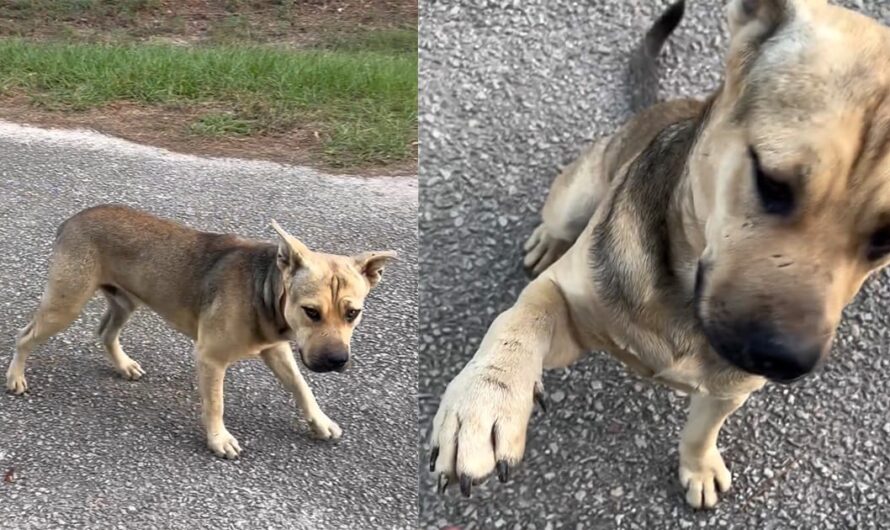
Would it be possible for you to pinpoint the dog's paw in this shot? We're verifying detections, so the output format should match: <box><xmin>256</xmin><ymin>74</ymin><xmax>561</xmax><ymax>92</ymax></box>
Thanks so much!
<box><xmin>5</xmin><ymin>369</ymin><xmax>27</xmax><ymax>395</ymax></box>
<box><xmin>430</xmin><ymin>363</ymin><xmax>541</xmax><ymax>496</ymax></box>
<box><xmin>115</xmin><ymin>358</ymin><xmax>145</xmax><ymax>381</ymax></box>
<box><xmin>679</xmin><ymin>446</ymin><xmax>732</xmax><ymax>509</ymax></box>
<box><xmin>307</xmin><ymin>412</ymin><xmax>342</xmax><ymax>440</ymax></box>
<box><xmin>523</xmin><ymin>224</ymin><xmax>571</xmax><ymax>277</ymax></box>
<box><xmin>207</xmin><ymin>429</ymin><xmax>242</xmax><ymax>459</ymax></box>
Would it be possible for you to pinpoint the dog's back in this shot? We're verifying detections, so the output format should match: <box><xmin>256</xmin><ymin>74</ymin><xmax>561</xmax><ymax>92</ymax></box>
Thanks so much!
<box><xmin>52</xmin><ymin>204</ymin><xmax>268</xmax><ymax>337</ymax></box>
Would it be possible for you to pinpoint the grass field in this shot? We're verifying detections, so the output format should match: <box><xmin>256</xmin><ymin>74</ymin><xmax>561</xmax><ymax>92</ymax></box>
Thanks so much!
<box><xmin>0</xmin><ymin>38</ymin><xmax>416</xmax><ymax>168</ymax></box>
<box><xmin>0</xmin><ymin>1</ymin><xmax>417</xmax><ymax>172</ymax></box>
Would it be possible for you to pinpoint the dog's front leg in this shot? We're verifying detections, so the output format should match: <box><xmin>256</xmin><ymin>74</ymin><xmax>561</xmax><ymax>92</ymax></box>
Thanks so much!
<box><xmin>261</xmin><ymin>343</ymin><xmax>342</xmax><ymax>440</ymax></box>
<box><xmin>430</xmin><ymin>274</ymin><xmax>583</xmax><ymax>495</ymax></box>
<box><xmin>195</xmin><ymin>352</ymin><xmax>242</xmax><ymax>459</ymax></box>
<box><xmin>678</xmin><ymin>393</ymin><xmax>748</xmax><ymax>509</ymax></box>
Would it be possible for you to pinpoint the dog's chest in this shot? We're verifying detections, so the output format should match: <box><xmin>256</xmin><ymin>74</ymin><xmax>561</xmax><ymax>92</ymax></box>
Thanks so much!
<box><xmin>602</xmin><ymin>330</ymin><xmax>707</xmax><ymax>394</ymax></box>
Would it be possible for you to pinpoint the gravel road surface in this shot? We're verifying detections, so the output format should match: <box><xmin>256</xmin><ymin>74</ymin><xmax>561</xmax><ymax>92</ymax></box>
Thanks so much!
<box><xmin>0</xmin><ymin>122</ymin><xmax>418</xmax><ymax>530</ymax></box>
<box><xmin>418</xmin><ymin>1</ymin><xmax>890</xmax><ymax>528</ymax></box>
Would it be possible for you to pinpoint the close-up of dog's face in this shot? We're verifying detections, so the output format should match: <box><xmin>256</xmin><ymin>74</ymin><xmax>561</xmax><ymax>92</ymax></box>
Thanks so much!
<box><xmin>271</xmin><ymin>221</ymin><xmax>396</xmax><ymax>373</ymax></box>
<box><xmin>695</xmin><ymin>0</ymin><xmax>890</xmax><ymax>383</ymax></box>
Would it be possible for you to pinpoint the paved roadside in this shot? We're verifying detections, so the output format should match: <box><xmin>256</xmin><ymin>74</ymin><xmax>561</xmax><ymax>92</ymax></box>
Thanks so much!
<box><xmin>0</xmin><ymin>121</ymin><xmax>418</xmax><ymax>530</ymax></box>
<box><xmin>418</xmin><ymin>1</ymin><xmax>890</xmax><ymax>528</ymax></box>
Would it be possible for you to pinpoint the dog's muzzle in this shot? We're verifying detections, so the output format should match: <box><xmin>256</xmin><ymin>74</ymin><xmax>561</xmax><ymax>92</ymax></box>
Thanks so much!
<box><xmin>701</xmin><ymin>320</ymin><xmax>828</xmax><ymax>383</ymax></box>
<box><xmin>300</xmin><ymin>348</ymin><xmax>350</xmax><ymax>373</ymax></box>
<box><xmin>694</xmin><ymin>261</ymin><xmax>829</xmax><ymax>383</ymax></box>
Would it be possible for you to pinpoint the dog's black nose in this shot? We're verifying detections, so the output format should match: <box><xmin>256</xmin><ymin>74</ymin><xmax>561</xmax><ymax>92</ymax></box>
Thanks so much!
<box><xmin>704</xmin><ymin>321</ymin><xmax>825</xmax><ymax>383</ymax></box>
<box><xmin>315</xmin><ymin>351</ymin><xmax>349</xmax><ymax>373</ymax></box>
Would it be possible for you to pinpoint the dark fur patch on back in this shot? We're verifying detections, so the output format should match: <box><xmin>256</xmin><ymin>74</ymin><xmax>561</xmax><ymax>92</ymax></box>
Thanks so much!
<box><xmin>591</xmin><ymin>102</ymin><xmax>711</xmax><ymax>315</ymax></box>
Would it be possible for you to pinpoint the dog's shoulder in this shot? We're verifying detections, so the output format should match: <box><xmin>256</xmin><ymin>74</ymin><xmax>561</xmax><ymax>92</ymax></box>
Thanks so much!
<box><xmin>603</xmin><ymin>98</ymin><xmax>706</xmax><ymax>180</ymax></box>
<box><xmin>591</xmin><ymin>98</ymin><xmax>708</xmax><ymax>311</ymax></box>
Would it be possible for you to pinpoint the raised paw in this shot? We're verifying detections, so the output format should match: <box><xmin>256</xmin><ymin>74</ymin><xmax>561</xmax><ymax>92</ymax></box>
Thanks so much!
<box><xmin>679</xmin><ymin>446</ymin><xmax>732</xmax><ymax>509</ymax></box>
<box><xmin>522</xmin><ymin>224</ymin><xmax>571</xmax><ymax>277</ymax></box>
<box><xmin>207</xmin><ymin>429</ymin><xmax>242</xmax><ymax>459</ymax></box>
<box><xmin>307</xmin><ymin>412</ymin><xmax>342</xmax><ymax>440</ymax></box>
<box><xmin>5</xmin><ymin>370</ymin><xmax>27</xmax><ymax>395</ymax></box>
<box><xmin>115</xmin><ymin>358</ymin><xmax>145</xmax><ymax>381</ymax></box>
<box><xmin>430</xmin><ymin>363</ymin><xmax>543</xmax><ymax>496</ymax></box>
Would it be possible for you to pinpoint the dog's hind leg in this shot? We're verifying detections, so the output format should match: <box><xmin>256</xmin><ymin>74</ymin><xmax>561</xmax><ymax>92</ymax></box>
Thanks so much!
<box><xmin>678</xmin><ymin>393</ymin><xmax>748</xmax><ymax>509</ymax></box>
<box><xmin>524</xmin><ymin>138</ymin><xmax>611</xmax><ymax>276</ymax></box>
<box><xmin>261</xmin><ymin>343</ymin><xmax>342</xmax><ymax>440</ymax></box>
<box><xmin>97</xmin><ymin>286</ymin><xmax>145</xmax><ymax>381</ymax></box>
<box><xmin>6</xmin><ymin>252</ymin><xmax>97</xmax><ymax>394</ymax></box>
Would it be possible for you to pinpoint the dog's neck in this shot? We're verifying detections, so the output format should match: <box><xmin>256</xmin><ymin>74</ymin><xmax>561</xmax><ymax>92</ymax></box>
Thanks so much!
<box><xmin>258</xmin><ymin>251</ymin><xmax>292</xmax><ymax>341</ymax></box>
<box><xmin>671</xmin><ymin>92</ymin><xmax>727</xmax><ymax>269</ymax></box>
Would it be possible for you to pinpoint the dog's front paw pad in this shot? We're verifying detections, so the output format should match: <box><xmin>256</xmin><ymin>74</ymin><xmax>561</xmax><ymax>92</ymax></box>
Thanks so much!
<box><xmin>208</xmin><ymin>430</ymin><xmax>242</xmax><ymax>459</ymax></box>
<box><xmin>5</xmin><ymin>372</ymin><xmax>27</xmax><ymax>395</ymax></box>
<box><xmin>679</xmin><ymin>448</ymin><xmax>731</xmax><ymax>509</ymax></box>
<box><xmin>522</xmin><ymin>224</ymin><xmax>570</xmax><ymax>277</ymax></box>
<box><xmin>117</xmin><ymin>359</ymin><xmax>145</xmax><ymax>381</ymax></box>
<box><xmin>430</xmin><ymin>370</ymin><xmax>535</xmax><ymax>496</ymax></box>
<box><xmin>307</xmin><ymin>414</ymin><xmax>342</xmax><ymax>440</ymax></box>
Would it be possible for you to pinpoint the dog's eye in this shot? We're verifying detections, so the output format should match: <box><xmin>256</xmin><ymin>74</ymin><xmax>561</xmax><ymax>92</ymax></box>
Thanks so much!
<box><xmin>345</xmin><ymin>308</ymin><xmax>362</xmax><ymax>322</ymax></box>
<box><xmin>867</xmin><ymin>227</ymin><xmax>890</xmax><ymax>261</ymax></box>
<box><xmin>751</xmin><ymin>148</ymin><xmax>795</xmax><ymax>216</ymax></box>
<box><xmin>302</xmin><ymin>307</ymin><xmax>322</xmax><ymax>322</ymax></box>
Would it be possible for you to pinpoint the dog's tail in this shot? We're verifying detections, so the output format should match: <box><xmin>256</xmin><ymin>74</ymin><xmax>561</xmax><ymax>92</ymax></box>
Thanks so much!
<box><xmin>627</xmin><ymin>0</ymin><xmax>686</xmax><ymax>112</ymax></box>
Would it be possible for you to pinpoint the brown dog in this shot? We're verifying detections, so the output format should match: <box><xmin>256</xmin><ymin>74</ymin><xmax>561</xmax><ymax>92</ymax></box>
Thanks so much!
<box><xmin>430</xmin><ymin>0</ymin><xmax>890</xmax><ymax>509</ymax></box>
<box><xmin>6</xmin><ymin>205</ymin><xmax>396</xmax><ymax>459</ymax></box>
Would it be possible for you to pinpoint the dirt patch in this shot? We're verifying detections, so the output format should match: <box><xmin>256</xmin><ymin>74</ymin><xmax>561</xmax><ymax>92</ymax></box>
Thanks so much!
<box><xmin>0</xmin><ymin>96</ymin><xmax>415</xmax><ymax>175</ymax></box>
<box><xmin>0</xmin><ymin>1</ymin><xmax>417</xmax><ymax>174</ymax></box>
<box><xmin>0</xmin><ymin>1</ymin><xmax>417</xmax><ymax>46</ymax></box>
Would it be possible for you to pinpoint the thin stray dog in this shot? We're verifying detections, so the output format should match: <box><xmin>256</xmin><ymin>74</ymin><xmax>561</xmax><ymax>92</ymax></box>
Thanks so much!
<box><xmin>6</xmin><ymin>205</ymin><xmax>396</xmax><ymax>459</ymax></box>
<box><xmin>431</xmin><ymin>0</ymin><xmax>890</xmax><ymax>509</ymax></box>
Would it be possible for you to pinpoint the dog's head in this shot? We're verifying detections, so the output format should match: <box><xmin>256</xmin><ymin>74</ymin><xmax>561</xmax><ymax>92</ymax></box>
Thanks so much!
<box><xmin>693</xmin><ymin>0</ymin><xmax>890</xmax><ymax>382</ymax></box>
<box><xmin>270</xmin><ymin>221</ymin><xmax>396</xmax><ymax>373</ymax></box>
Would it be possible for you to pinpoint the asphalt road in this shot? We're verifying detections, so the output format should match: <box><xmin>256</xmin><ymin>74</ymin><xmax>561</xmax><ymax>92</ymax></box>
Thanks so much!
<box><xmin>0</xmin><ymin>122</ymin><xmax>418</xmax><ymax>529</ymax></box>
<box><xmin>418</xmin><ymin>1</ymin><xmax>890</xmax><ymax>528</ymax></box>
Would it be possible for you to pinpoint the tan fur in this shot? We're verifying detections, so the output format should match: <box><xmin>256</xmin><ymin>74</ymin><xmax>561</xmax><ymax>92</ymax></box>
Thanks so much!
<box><xmin>431</xmin><ymin>0</ymin><xmax>890</xmax><ymax>509</ymax></box>
<box><xmin>6</xmin><ymin>205</ymin><xmax>396</xmax><ymax>459</ymax></box>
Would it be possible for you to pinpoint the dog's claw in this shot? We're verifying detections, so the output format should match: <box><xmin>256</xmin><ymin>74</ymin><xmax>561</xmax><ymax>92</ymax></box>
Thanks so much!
<box><xmin>496</xmin><ymin>460</ymin><xmax>509</xmax><ymax>483</ymax></box>
<box><xmin>437</xmin><ymin>473</ymin><xmax>449</xmax><ymax>494</ymax></box>
<box><xmin>429</xmin><ymin>446</ymin><xmax>439</xmax><ymax>472</ymax></box>
<box><xmin>459</xmin><ymin>474</ymin><xmax>472</xmax><ymax>497</ymax></box>
<box><xmin>533</xmin><ymin>381</ymin><xmax>547</xmax><ymax>414</ymax></box>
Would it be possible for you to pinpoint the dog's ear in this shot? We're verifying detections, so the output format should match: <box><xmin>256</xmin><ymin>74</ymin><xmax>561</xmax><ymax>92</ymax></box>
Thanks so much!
<box><xmin>353</xmin><ymin>250</ymin><xmax>398</xmax><ymax>288</ymax></box>
<box><xmin>727</xmin><ymin>0</ymin><xmax>787</xmax><ymax>37</ymax></box>
<box><xmin>270</xmin><ymin>220</ymin><xmax>312</xmax><ymax>272</ymax></box>
<box><xmin>723</xmin><ymin>0</ymin><xmax>823</xmax><ymax>88</ymax></box>
<box><xmin>726</xmin><ymin>0</ymin><xmax>823</xmax><ymax>41</ymax></box>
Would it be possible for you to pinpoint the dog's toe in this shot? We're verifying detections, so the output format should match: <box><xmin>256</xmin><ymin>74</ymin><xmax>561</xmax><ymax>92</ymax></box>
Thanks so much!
<box><xmin>117</xmin><ymin>359</ymin><xmax>145</xmax><ymax>381</ymax></box>
<box><xmin>5</xmin><ymin>373</ymin><xmax>28</xmax><ymax>395</ymax></box>
<box><xmin>522</xmin><ymin>224</ymin><xmax>571</xmax><ymax>276</ymax></box>
<box><xmin>307</xmin><ymin>413</ymin><xmax>342</xmax><ymax>440</ymax></box>
<box><xmin>208</xmin><ymin>430</ymin><xmax>242</xmax><ymax>459</ymax></box>
<box><xmin>430</xmin><ymin>367</ymin><xmax>537</xmax><ymax>496</ymax></box>
<box><xmin>679</xmin><ymin>447</ymin><xmax>731</xmax><ymax>509</ymax></box>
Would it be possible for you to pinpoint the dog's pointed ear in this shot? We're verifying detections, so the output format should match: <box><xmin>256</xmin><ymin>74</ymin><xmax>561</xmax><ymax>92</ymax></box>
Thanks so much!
<box><xmin>270</xmin><ymin>220</ymin><xmax>312</xmax><ymax>272</ymax></box>
<box><xmin>723</xmin><ymin>0</ymin><xmax>823</xmax><ymax>90</ymax></box>
<box><xmin>727</xmin><ymin>0</ymin><xmax>822</xmax><ymax>40</ymax></box>
<box><xmin>353</xmin><ymin>250</ymin><xmax>398</xmax><ymax>288</ymax></box>
<box><xmin>727</xmin><ymin>0</ymin><xmax>787</xmax><ymax>36</ymax></box>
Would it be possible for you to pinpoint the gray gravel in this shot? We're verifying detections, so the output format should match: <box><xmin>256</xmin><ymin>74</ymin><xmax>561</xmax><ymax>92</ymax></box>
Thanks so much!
<box><xmin>0</xmin><ymin>122</ymin><xmax>418</xmax><ymax>529</ymax></box>
<box><xmin>419</xmin><ymin>1</ymin><xmax>890</xmax><ymax>528</ymax></box>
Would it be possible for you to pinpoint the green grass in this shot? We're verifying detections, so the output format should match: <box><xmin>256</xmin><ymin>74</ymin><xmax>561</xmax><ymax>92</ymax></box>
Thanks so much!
<box><xmin>0</xmin><ymin>38</ymin><xmax>417</xmax><ymax>167</ymax></box>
